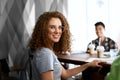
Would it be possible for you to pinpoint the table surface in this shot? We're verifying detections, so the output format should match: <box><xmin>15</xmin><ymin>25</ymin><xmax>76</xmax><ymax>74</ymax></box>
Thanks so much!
<box><xmin>56</xmin><ymin>52</ymin><xmax>118</xmax><ymax>80</ymax></box>
<box><xmin>57</xmin><ymin>52</ymin><xmax>117</xmax><ymax>66</ymax></box>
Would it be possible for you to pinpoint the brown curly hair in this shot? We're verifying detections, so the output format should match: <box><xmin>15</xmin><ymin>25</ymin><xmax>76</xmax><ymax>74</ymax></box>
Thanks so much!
<box><xmin>29</xmin><ymin>11</ymin><xmax>71</xmax><ymax>54</ymax></box>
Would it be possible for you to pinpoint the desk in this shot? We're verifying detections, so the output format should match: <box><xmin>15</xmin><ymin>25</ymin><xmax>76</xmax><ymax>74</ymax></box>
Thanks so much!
<box><xmin>57</xmin><ymin>53</ymin><xmax>113</xmax><ymax>67</ymax></box>
<box><xmin>57</xmin><ymin>53</ymin><xmax>116</xmax><ymax>80</ymax></box>
<box><xmin>57</xmin><ymin>53</ymin><xmax>89</xmax><ymax>65</ymax></box>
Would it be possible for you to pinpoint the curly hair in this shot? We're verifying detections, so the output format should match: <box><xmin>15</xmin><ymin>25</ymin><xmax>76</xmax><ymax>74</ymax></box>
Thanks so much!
<box><xmin>29</xmin><ymin>11</ymin><xmax>71</xmax><ymax>54</ymax></box>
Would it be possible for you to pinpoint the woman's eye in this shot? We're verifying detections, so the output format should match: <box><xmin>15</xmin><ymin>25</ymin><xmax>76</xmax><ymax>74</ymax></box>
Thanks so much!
<box><xmin>50</xmin><ymin>25</ymin><xmax>55</xmax><ymax>29</ymax></box>
<box><xmin>49</xmin><ymin>25</ymin><xmax>63</xmax><ymax>31</ymax></box>
<box><xmin>59</xmin><ymin>26</ymin><xmax>62</xmax><ymax>29</ymax></box>
<box><xmin>59</xmin><ymin>26</ymin><xmax>64</xmax><ymax>31</ymax></box>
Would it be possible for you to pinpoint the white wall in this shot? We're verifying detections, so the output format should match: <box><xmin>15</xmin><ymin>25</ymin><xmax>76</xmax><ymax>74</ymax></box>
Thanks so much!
<box><xmin>68</xmin><ymin>0</ymin><xmax>120</xmax><ymax>52</ymax></box>
<box><xmin>0</xmin><ymin>0</ymin><xmax>68</xmax><ymax>66</ymax></box>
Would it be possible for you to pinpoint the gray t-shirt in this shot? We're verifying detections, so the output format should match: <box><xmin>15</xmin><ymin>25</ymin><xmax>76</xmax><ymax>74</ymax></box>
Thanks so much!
<box><xmin>32</xmin><ymin>48</ymin><xmax>62</xmax><ymax>80</ymax></box>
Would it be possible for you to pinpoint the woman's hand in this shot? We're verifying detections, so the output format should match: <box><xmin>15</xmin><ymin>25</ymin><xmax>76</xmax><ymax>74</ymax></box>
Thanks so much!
<box><xmin>87</xmin><ymin>60</ymin><xmax>105</xmax><ymax>68</ymax></box>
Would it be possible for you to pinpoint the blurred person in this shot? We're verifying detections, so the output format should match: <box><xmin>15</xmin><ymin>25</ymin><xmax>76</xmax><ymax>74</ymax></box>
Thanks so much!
<box><xmin>83</xmin><ymin>21</ymin><xmax>118</xmax><ymax>80</ymax></box>
<box><xmin>105</xmin><ymin>51</ymin><xmax>120</xmax><ymax>80</ymax></box>
<box><xmin>29</xmin><ymin>11</ymin><xmax>104</xmax><ymax>80</ymax></box>
<box><xmin>86</xmin><ymin>21</ymin><xmax>118</xmax><ymax>53</ymax></box>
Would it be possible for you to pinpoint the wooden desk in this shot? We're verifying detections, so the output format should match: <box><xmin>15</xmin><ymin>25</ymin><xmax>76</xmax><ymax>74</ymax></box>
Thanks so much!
<box><xmin>57</xmin><ymin>53</ymin><xmax>113</xmax><ymax>80</ymax></box>
<box><xmin>57</xmin><ymin>53</ymin><xmax>111</xmax><ymax>66</ymax></box>
<box><xmin>57</xmin><ymin>53</ymin><xmax>88</xmax><ymax>65</ymax></box>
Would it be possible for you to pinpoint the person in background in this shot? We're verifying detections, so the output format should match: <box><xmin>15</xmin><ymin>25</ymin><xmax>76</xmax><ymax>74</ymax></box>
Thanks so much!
<box><xmin>105</xmin><ymin>54</ymin><xmax>120</xmax><ymax>80</ymax></box>
<box><xmin>83</xmin><ymin>21</ymin><xmax>118</xmax><ymax>80</ymax></box>
<box><xmin>86</xmin><ymin>21</ymin><xmax>118</xmax><ymax>53</ymax></box>
<box><xmin>29</xmin><ymin>11</ymin><xmax>104</xmax><ymax>80</ymax></box>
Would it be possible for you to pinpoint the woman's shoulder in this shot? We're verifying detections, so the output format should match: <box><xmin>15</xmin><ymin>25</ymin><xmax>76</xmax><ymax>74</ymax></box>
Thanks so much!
<box><xmin>40</xmin><ymin>48</ymin><xmax>51</xmax><ymax>52</ymax></box>
<box><xmin>36</xmin><ymin>48</ymin><xmax>53</xmax><ymax>56</ymax></box>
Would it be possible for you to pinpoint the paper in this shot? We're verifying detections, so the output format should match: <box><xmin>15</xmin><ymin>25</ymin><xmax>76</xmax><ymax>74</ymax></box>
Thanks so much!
<box><xmin>86</xmin><ymin>57</ymin><xmax>117</xmax><ymax>64</ymax></box>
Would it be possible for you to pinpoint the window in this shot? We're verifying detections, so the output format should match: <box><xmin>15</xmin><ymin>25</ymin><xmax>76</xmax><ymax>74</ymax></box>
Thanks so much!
<box><xmin>68</xmin><ymin>0</ymin><xmax>120</xmax><ymax>52</ymax></box>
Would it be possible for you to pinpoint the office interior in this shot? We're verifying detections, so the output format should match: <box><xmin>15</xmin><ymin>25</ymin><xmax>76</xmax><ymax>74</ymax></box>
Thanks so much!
<box><xmin>0</xmin><ymin>0</ymin><xmax>120</xmax><ymax>80</ymax></box>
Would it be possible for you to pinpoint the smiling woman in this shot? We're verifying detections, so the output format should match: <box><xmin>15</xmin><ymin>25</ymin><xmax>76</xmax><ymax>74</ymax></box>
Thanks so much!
<box><xmin>47</xmin><ymin>18</ymin><xmax>63</xmax><ymax>43</ymax></box>
<box><xmin>28</xmin><ymin>11</ymin><xmax>104</xmax><ymax>80</ymax></box>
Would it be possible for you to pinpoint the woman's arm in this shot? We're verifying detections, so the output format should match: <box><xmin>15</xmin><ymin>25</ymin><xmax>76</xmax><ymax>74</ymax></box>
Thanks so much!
<box><xmin>61</xmin><ymin>60</ymin><xmax>102</xmax><ymax>79</ymax></box>
<box><xmin>41</xmin><ymin>70</ymin><xmax>54</xmax><ymax>80</ymax></box>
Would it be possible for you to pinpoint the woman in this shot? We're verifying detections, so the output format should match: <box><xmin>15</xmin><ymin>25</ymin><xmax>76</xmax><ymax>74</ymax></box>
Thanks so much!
<box><xmin>29</xmin><ymin>11</ymin><xmax>103</xmax><ymax>80</ymax></box>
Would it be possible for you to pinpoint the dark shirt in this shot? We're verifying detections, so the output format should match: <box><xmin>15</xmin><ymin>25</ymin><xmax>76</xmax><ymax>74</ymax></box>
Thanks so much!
<box><xmin>83</xmin><ymin>37</ymin><xmax>118</xmax><ymax>80</ymax></box>
<box><xmin>87</xmin><ymin>37</ymin><xmax>117</xmax><ymax>52</ymax></box>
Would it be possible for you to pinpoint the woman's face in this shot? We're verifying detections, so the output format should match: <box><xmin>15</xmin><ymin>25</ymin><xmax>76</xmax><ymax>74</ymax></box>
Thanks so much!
<box><xmin>47</xmin><ymin>18</ymin><xmax>63</xmax><ymax>43</ymax></box>
<box><xmin>95</xmin><ymin>25</ymin><xmax>105</xmax><ymax>38</ymax></box>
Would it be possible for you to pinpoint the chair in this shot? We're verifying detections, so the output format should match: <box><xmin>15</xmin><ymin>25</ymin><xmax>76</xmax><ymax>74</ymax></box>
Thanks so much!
<box><xmin>0</xmin><ymin>59</ymin><xmax>26</xmax><ymax>80</ymax></box>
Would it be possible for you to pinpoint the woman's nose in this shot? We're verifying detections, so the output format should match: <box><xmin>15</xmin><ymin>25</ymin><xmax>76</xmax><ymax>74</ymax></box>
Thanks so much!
<box><xmin>55</xmin><ymin>27</ymin><xmax>62</xmax><ymax>33</ymax></box>
<box><xmin>54</xmin><ymin>28</ymin><xmax>59</xmax><ymax>33</ymax></box>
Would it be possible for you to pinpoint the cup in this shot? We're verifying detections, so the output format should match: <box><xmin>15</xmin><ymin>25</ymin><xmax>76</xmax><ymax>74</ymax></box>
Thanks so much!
<box><xmin>89</xmin><ymin>44</ymin><xmax>95</xmax><ymax>54</ymax></box>
<box><xmin>97</xmin><ymin>46</ymin><xmax>104</xmax><ymax>58</ymax></box>
<box><xmin>110</xmin><ymin>49</ymin><xmax>119</xmax><ymax>57</ymax></box>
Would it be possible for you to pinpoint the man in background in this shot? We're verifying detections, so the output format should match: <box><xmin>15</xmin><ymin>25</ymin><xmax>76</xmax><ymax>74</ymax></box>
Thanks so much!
<box><xmin>86</xmin><ymin>21</ymin><xmax>118</xmax><ymax>53</ymax></box>
<box><xmin>83</xmin><ymin>21</ymin><xmax>118</xmax><ymax>80</ymax></box>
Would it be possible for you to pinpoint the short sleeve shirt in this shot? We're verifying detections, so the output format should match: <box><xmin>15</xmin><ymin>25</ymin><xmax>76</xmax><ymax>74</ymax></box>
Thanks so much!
<box><xmin>32</xmin><ymin>48</ymin><xmax>62</xmax><ymax>80</ymax></box>
<box><xmin>87</xmin><ymin>37</ymin><xmax>117</xmax><ymax>52</ymax></box>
